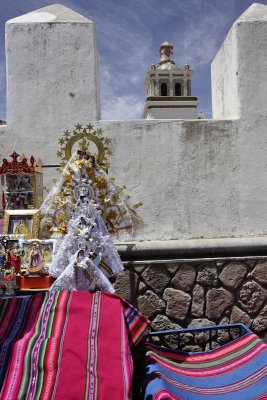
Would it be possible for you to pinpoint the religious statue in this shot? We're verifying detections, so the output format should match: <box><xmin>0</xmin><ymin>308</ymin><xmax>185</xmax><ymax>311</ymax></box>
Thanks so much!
<box><xmin>40</xmin><ymin>135</ymin><xmax>142</xmax><ymax>238</ymax></box>
<box><xmin>27</xmin><ymin>243</ymin><xmax>48</xmax><ymax>276</ymax></box>
<box><xmin>13</xmin><ymin>219</ymin><xmax>31</xmax><ymax>239</ymax></box>
<box><xmin>7</xmin><ymin>243</ymin><xmax>23</xmax><ymax>273</ymax></box>
<box><xmin>0</xmin><ymin>245</ymin><xmax>6</xmax><ymax>270</ymax></box>
<box><xmin>48</xmin><ymin>157</ymin><xmax>124</xmax><ymax>291</ymax></box>
<box><xmin>2</xmin><ymin>267</ymin><xmax>17</xmax><ymax>295</ymax></box>
<box><xmin>38</xmin><ymin>124</ymin><xmax>143</xmax><ymax>292</ymax></box>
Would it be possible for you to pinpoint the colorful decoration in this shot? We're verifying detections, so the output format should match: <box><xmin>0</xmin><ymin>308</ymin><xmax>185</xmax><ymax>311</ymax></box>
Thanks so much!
<box><xmin>18</xmin><ymin>238</ymin><xmax>56</xmax><ymax>277</ymax></box>
<box><xmin>40</xmin><ymin>123</ymin><xmax>142</xmax><ymax>237</ymax></box>
<box><xmin>0</xmin><ymin>291</ymin><xmax>149</xmax><ymax>398</ymax></box>
<box><xmin>0</xmin><ymin>151</ymin><xmax>35</xmax><ymax>175</ymax></box>
<box><xmin>0</xmin><ymin>152</ymin><xmax>43</xmax><ymax>210</ymax></box>
<box><xmin>0</xmin><ymin>124</ymin><xmax>142</xmax><ymax>293</ymax></box>
<box><xmin>56</xmin><ymin>123</ymin><xmax>112</xmax><ymax>171</ymax></box>
<box><xmin>142</xmin><ymin>333</ymin><xmax>267</xmax><ymax>399</ymax></box>
<box><xmin>48</xmin><ymin>168</ymin><xmax>124</xmax><ymax>291</ymax></box>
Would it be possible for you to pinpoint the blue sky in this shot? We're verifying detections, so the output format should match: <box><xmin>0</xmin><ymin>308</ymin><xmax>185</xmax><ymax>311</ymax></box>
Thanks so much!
<box><xmin>0</xmin><ymin>0</ymin><xmax>267</xmax><ymax>120</ymax></box>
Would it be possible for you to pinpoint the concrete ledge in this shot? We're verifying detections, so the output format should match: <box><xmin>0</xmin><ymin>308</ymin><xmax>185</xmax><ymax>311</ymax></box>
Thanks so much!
<box><xmin>115</xmin><ymin>237</ymin><xmax>267</xmax><ymax>261</ymax></box>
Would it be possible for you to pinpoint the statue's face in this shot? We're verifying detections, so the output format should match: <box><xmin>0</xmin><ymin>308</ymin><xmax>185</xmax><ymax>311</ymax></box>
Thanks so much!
<box><xmin>79</xmin><ymin>187</ymin><xmax>88</xmax><ymax>197</ymax></box>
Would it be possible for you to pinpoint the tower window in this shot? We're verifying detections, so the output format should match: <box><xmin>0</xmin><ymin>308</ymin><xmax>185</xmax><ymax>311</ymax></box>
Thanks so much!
<box><xmin>160</xmin><ymin>83</ymin><xmax>168</xmax><ymax>96</ymax></box>
<box><xmin>175</xmin><ymin>82</ymin><xmax>182</xmax><ymax>96</ymax></box>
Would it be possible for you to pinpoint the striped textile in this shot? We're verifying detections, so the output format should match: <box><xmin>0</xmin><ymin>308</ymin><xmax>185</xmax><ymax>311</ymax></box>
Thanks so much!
<box><xmin>0</xmin><ymin>291</ymin><xmax>150</xmax><ymax>400</ymax></box>
<box><xmin>142</xmin><ymin>333</ymin><xmax>267</xmax><ymax>400</ymax></box>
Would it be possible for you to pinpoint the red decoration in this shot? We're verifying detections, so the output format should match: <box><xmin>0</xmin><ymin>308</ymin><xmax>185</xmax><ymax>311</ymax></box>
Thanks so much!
<box><xmin>0</xmin><ymin>152</ymin><xmax>35</xmax><ymax>175</ymax></box>
<box><xmin>16</xmin><ymin>276</ymin><xmax>54</xmax><ymax>290</ymax></box>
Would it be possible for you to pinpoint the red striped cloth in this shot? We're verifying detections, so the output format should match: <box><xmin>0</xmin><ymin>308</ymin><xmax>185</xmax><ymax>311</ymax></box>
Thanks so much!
<box><xmin>0</xmin><ymin>291</ymin><xmax>150</xmax><ymax>400</ymax></box>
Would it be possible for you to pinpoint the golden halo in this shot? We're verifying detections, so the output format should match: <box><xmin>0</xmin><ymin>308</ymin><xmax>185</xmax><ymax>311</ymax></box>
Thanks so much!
<box><xmin>56</xmin><ymin>124</ymin><xmax>112</xmax><ymax>171</ymax></box>
<box><xmin>65</xmin><ymin>132</ymin><xmax>105</xmax><ymax>164</ymax></box>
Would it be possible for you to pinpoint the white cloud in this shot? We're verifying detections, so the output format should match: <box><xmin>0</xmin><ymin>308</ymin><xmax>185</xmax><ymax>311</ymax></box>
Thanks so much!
<box><xmin>101</xmin><ymin>93</ymin><xmax>143</xmax><ymax>120</ymax></box>
<box><xmin>100</xmin><ymin>65</ymin><xmax>144</xmax><ymax>119</ymax></box>
<box><xmin>171</xmin><ymin>2</ymin><xmax>237</xmax><ymax>68</ymax></box>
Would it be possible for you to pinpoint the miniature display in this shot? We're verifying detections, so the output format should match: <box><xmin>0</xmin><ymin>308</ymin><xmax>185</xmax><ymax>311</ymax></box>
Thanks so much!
<box><xmin>0</xmin><ymin>151</ymin><xmax>43</xmax><ymax>210</ymax></box>
<box><xmin>0</xmin><ymin>124</ymin><xmax>142</xmax><ymax>294</ymax></box>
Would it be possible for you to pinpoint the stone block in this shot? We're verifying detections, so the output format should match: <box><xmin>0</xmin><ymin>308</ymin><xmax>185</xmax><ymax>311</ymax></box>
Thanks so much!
<box><xmin>137</xmin><ymin>290</ymin><xmax>165</xmax><ymax>318</ymax></box>
<box><xmin>151</xmin><ymin>315</ymin><xmax>181</xmax><ymax>332</ymax></box>
<box><xmin>238</xmin><ymin>281</ymin><xmax>267</xmax><ymax>315</ymax></box>
<box><xmin>219</xmin><ymin>262</ymin><xmax>247</xmax><ymax>289</ymax></box>
<box><xmin>251</xmin><ymin>261</ymin><xmax>267</xmax><ymax>285</ymax></box>
<box><xmin>133</xmin><ymin>265</ymin><xmax>147</xmax><ymax>274</ymax></box>
<box><xmin>216</xmin><ymin>316</ymin><xmax>230</xmax><ymax>344</ymax></box>
<box><xmin>252</xmin><ymin>305</ymin><xmax>267</xmax><ymax>332</ymax></box>
<box><xmin>189</xmin><ymin>319</ymin><xmax>215</xmax><ymax>345</ymax></box>
<box><xmin>197</xmin><ymin>267</ymin><xmax>218</xmax><ymax>287</ymax></box>
<box><xmin>245</xmin><ymin>260</ymin><xmax>257</xmax><ymax>268</ymax></box>
<box><xmin>171</xmin><ymin>264</ymin><xmax>196</xmax><ymax>292</ymax></box>
<box><xmin>142</xmin><ymin>265</ymin><xmax>171</xmax><ymax>294</ymax></box>
<box><xmin>230</xmin><ymin>306</ymin><xmax>252</xmax><ymax>327</ymax></box>
<box><xmin>205</xmin><ymin>341</ymin><xmax>220</xmax><ymax>351</ymax></box>
<box><xmin>164</xmin><ymin>263</ymin><xmax>180</xmax><ymax>274</ymax></box>
<box><xmin>151</xmin><ymin>315</ymin><xmax>182</xmax><ymax>348</ymax></box>
<box><xmin>163</xmin><ymin>288</ymin><xmax>191</xmax><ymax>320</ymax></box>
<box><xmin>191</xmin><ymin>284</ymin><xmax>205</xmax><ymax>317</ymax></box>
<box><xmin>206</xmin><ymin>288</ymin><xmax>233</xmax><ymax>319</ymax></box>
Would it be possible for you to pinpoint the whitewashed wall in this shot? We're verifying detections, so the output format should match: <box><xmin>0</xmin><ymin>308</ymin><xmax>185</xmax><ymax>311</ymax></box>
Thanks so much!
<box><xmin>1</xmin><ymin>3</ymin><xmax>267</xmax><ymax>243</ymax></box>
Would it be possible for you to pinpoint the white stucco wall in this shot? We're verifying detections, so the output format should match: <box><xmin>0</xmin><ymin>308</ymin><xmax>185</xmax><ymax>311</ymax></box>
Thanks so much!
<box><xmin>2</xmin><ymin>3</ymin><xmax>267</xmax><ymax>243</ymax></box>
<box><xmin>0</xmin><ymin>125</ymin><xmax>7</xmax><ymax>157</ymax></box>
<box><xmin>211</xmin><ymin>25</ymin><xmax>239</xmax><ymax>120</ymax></box>
<box><xmin>4</xmin><ymin>4</ymin><xmax>100</xmax><ymax>164</ymax></box>
<box><xmin>212</xmin><ymin>3</ymin><xmax>267</xmax><ymax>121</ymax></box>
<box><xmin>144</xmin><ymin>107</ymin><xmax>197</xmax><ymax>119</ymax></box>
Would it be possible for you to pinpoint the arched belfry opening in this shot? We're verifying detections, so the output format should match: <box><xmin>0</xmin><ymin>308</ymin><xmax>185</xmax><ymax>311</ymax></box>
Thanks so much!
<box><xmin>161</xmin><ymin>83</ymin><xmax>168</xmax><ymax>96</ymax></box>
<box><xmin>174</xmin><ymin>82</ymin><xmax>182</xmax><ymax>96</ymax></box>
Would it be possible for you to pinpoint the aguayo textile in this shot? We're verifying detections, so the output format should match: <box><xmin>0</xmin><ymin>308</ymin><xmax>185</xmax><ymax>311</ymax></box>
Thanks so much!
<box><xmin>0</xmin><ymin>291</ymin><xmax>149</xmax><ymax>400</ymax></box>
<box><xmin>142</xmin><ymin>333</ymin><xmax>267</xmax><ymax>400</ymax></box>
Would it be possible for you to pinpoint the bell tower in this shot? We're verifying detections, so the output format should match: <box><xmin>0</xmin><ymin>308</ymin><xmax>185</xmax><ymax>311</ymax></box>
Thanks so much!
<box><xmin>142</xmin><ymin>42</ymin><xmax>198</xmax><ymax>119</ymax></box>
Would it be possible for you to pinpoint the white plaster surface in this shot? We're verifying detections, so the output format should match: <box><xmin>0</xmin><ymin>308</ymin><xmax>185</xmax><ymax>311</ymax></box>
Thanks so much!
<box><xmin>212</xmin><ymin>3</ymin><xmax>267</xmax><ymax>121</ymax></box>
<box><xmin>4</xmin><ymin>4</ymin><xmax>100</xmax><ymax>167</ymax></box>
<box><xmin>144</xmin><ymin>106</ymin><xmax>197</xmax><ymax>119</ymax></box>
<box><xmin>7</xmin><ymin>12</ymin><xmax>57</xmax><ymax>23</ymax></box>
<box><xmin>7</xmin><ymin>4</ymin><xmax>90</xmax><ymax>23</ymax></box>
<box><xmin>2</xmin><ymin>3</ymin><xmax>267</xmax><ymax>243</ymax></box>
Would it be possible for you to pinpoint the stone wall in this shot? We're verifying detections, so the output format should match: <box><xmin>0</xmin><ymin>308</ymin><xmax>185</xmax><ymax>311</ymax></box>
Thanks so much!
<box><xmin>114</xmin><ymin>258</ymin><xmax>267</xmax><ymax>349</ymax></box>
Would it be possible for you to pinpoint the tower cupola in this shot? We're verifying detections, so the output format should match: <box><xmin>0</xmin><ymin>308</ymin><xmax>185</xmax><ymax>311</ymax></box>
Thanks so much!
<box><xmin>142</xmin><ymin>43</ymin><xmax>198</xmax><ymax>119</ymax></box>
